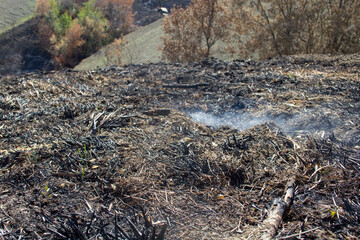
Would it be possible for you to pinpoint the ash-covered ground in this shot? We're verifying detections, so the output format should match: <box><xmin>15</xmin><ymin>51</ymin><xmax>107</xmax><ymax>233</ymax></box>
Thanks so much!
<box><xmin>0</xmin><ymin>54</ymin><xmax>359</xmax><ymax>239</ymax></box>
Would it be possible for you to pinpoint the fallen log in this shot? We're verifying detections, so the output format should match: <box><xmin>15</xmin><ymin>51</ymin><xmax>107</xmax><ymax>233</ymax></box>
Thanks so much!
<box><xmin>260</xmin><ymin>179</ymin><xmax>295</xmax><ymax>240</ymax></box>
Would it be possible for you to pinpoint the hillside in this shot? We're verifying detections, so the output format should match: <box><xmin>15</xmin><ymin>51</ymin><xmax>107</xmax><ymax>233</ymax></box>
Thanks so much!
<box><xmin>0</xmin><ymin>0</ymin><xmax>190</xmax><ymax>75</ymax></box>
<box><xmin>75</xmin><ymin>18</ymin><xmax>233</xmax><ymax>70</ymax></box>
<box><xmin>0</xmin><ymin>0</ymin><xmax>36</xmax><ymax>34</ymax></box>
<box><xmin>75</xmin><ymin>18</ymin><xmax>165</xmax><ymax>70</ymax></box>
<box><xmin>0</xmin><ymin>17</ymin><xmax>56</xmax><ymax>76</ymax></box>
<box><xmin>1</xmin><ymin>54</ymin><xmax>359</xmax><ymax>239</ymax></box>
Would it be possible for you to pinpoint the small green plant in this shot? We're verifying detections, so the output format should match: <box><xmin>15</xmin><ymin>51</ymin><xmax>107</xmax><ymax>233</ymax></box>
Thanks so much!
<box><xmin>329</xmin><ymin>209</ymin><xmax>336</xmax><ymax>219</ymax></box>
<box><xmin>78</xmin><ymin>148</ymin><xmax>82</xmax><ymax>159</ymax></box>
<box><xmin>42</xmin><ymin>185</ymin><xmax>52</xmax><ymax>199</ymax></box>
<box><xmin>28</xmin><ymin>152</ymin><xmax>38</xmax><ymax>163</ymax></box>
<box><xmin>329</xmin><ymin>206</ymin><xmax>350</xmax><ymax>220</ymax></box>
<box><xmin>78</xmin><ymin>144</ymin><xmax>87</xmax><ymax>159</ymax></box>
<box><xmin>77</xmin><ymin>145</ymin><xmax>89</xmax><ymax>181</ymax></box>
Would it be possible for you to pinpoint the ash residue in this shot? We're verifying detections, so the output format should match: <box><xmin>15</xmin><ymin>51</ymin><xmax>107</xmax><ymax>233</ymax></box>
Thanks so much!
<box><xmin>0</xmin><ymin>54</ymin><xmax>360</xmax><ymax>239</ymax></box>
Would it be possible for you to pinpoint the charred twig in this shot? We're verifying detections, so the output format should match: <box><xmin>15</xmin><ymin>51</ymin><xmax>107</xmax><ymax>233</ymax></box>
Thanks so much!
<box><xmin>156</xmin><ymin>224</ymin><xmax>167</xmax><ymax>240</ymax></box>
<box><xmin>223</xmin><ymin>134</ymin><xmax>250</xmax><ymax>151</ymax></box>
<box><xmin>141</xmin><ymin>207</ymin><xmax>152</xmax><ymax>229</ymax></box>
<box><xmin>114</xmin><ymin>221</ymin><xmax>131</xmax><ymax>240</ymax></box>
<box><xmin>162</xmin><ymin>83</ymin><xmax>210</xmax><ymax>88</ymax></box>
<box><xmin>142</xmin><ymin>109</ymin><xmax>171</xmax><ymax>116</ymax></box>
<box><xmin>99</xmin><ymin>223</ymin><xmax>111</xmax><ymax>240</ymax></box>
<box><xmin>277</xmin><ymin>227</ymin><xmax>321</xmax><ymax>239</ymax></box>
<box><xmin>47</xmin><ymin>227</ymin><xmax>67</xmax><ymax>238</ymax></box>
<box><xmin>114</xmin><ymin>213</ymin><xmax>131</xmax><ymax>240</ymax></box>
<box><xmin>68</xmin><ymin>217</ymin><xmax>87</xmax><ymax>240</ymax></box>
<box><xmin>85</xmin><ymin>212</ymin><xmax>96</xmax><ymax>236</ymax></box>
<box><xmin>126</xmin><ymin>216</ymin><xmax>142</xmax><ymax>239</ymax></box>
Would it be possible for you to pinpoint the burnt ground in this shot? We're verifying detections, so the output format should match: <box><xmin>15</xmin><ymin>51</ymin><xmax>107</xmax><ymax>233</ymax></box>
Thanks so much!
<box><xmin>0</xmin><ymin>54</ymin><xmax>360</xmax><ymax>239</ymax></box>
<box><xmin>0</xmin><ymin>17</ymin><xmax>57</xmax><ymax>76</ymax></box>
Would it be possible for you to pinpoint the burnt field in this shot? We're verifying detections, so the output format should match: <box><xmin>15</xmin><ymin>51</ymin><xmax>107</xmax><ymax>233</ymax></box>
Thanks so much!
<box><xmin>0</xmin><ymin>54</ymin><xmax>360</xmax><ymax>239</ymax></box>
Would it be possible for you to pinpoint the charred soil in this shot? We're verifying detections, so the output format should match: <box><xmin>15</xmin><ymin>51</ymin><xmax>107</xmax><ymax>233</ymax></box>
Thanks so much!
<box><xmin>0</xmin><ymin>54</ymin><xmax>360</xmax><ymax>239</ymax></box>
<box><xmin>0</xmin><ymin>17</ymin><xmax>56</xmax><ymax>76</ymax></box>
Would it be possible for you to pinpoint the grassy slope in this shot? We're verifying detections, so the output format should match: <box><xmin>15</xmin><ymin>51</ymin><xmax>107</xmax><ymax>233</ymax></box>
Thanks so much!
<box><xmin>75</xmin><ymin>19</ymin><xmax>164</xmax><ymax>70</ymax></box>
<box><xmin>0</xmin><ymin>0</ymin><xmax>36</xmax><ymax>34</ymax></box>
<box><xmin>75</xmin><ymin>18</ymin><xmax>234</xmax><ymax>70</ymax></box>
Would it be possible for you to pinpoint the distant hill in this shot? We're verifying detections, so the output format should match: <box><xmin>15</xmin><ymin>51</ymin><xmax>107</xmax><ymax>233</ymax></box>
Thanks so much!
<box><xmin>0</xmin><ymin>0</ymin><xmax>36</xmax><ymax>34</ymax></box>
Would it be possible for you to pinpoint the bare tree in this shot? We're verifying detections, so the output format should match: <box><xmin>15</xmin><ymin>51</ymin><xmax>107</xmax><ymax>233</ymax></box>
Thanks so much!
<box><xmin>162</xmin><ymin>0</ymin><xmax>231</xmax><ymax>62</ymax></box>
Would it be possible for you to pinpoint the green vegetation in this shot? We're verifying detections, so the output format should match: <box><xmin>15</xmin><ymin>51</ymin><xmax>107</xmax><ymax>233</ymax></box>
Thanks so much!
<box><xmin>0</xmin><ymin>0</ymin><xmax>36</xmax><ymax>34</ymax></box>
<box><xmin>75</xmin><ymin>18</ymin><xmax>232</xmax><ymax>70</ymax></box>
<box><xmin>77</xmin><ymin>144</ymin><xmax>90</xmax><ymax>181</ymax></box>
<box><xmin>35</xmin><ymin>0</ymin><xmax>134</xmax><ymax>67</ymax></box>
<box><xmin>36</xmin><ymin>0</ymin><xmax>110</xmax><ymax>67</ymax></box>
<box><xmin>41</xmin><ymin>185</ymin><xmax>52</xmax><ymax>200</ymax></box>
<box><xmin>27</xmin><ymin>152</ymin><xmax>38</xmax><ymax>163</ymax></box>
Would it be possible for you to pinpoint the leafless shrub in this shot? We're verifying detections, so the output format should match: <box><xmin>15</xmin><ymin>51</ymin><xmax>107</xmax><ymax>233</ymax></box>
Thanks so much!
<box><xmin>230</xmin><ymin>0</ymin><xmax>360</xmax><ymax>59</ymax></box>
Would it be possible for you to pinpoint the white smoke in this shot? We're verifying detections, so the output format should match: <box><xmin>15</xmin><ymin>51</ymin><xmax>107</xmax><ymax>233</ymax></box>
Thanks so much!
<box><xmin>189</xmin><ymin>111</ymin><xmax>276</xmax><ymax>132</ymax></box>
<box><xmin>189</xmin><ymin>109</ymin><xmax>339</xmax><ymax>140</ymax></box>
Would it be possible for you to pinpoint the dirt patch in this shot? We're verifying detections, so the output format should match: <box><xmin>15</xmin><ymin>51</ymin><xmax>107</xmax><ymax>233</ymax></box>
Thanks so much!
<box><xmin>0</xmin><ymin>54</ymin><xmax>359</xmax><ymax>239</ymax></box>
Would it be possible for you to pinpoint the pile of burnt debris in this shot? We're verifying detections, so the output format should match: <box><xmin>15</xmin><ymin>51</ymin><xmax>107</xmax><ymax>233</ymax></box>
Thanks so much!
<box><xmin>0</xmin><ymin>54</ymin><xmax>359</xmax><ymax>239</ymax></box>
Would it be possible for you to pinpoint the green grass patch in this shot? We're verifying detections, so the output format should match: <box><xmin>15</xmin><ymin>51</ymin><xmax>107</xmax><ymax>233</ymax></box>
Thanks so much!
<box><xmin>0</xmin><ymin>0</ymin><xmax>37</xmax><ymax>34</ymax></box>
